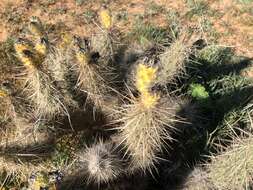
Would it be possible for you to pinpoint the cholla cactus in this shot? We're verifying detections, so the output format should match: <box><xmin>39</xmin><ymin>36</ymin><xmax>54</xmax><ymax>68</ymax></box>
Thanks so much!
<box><xmin>182</xmin><ymin>167</ymin><xmax>213</xmax><ymax>190</ymax></box>
<box><xmin>14</xmin><ymin>38</ymin><xmax>63</xmax><ymax>119</ymax></box>
<box><xmin>157</xmin><ymin>33</ymin><xmax>192</xmax><ymax>86</ymax></box>
<box><xmin>114</xmin><ymin>63</ymin><xmax>180</xmax><ymax>171</ymax></box>
<box><xmin>206</xmin><ymin>132</ymin><xmax>253</xmax><ymax>190</ymax></box>
<box><xmin>43</xmin><ymin>46</ymin><xmax>77</xmax><ymax>110</ymax></box>
<box><xmin>91</xmin><ymin>6</ymin><xmax>116</xmax><ymax>64</ymax></box>
<box><xmin>28</xmin><ymin>16</ymin><xmax>47</xmax><ymax>40</ymax></box>
<box><xmin>73</xmin><ymin>37</ymin><xmax>115</xmax><ymax>111</ymax></box>
<box><xmin>76</xmin><ymin>140</ymin><xmax>123</xmax><ymax>184</ymax></box>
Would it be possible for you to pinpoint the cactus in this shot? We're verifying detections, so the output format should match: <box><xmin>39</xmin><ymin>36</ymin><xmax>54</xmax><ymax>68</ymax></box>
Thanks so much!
<box><xmin>76</xmin><ymin>140</ymin><xmax>123</xmax><ymax>184</ymax></box>
<box><xmin>182</xmin><ymin>167</ymin><xmax>213</xmax><ymax>190</ymax></box>
<box><xmin>157</xmin><ymin>33</ymin><xmax>193</xmax><ymax>86</ymax></box>
<box><xmin>0</xmin><ymin>7</ymin><xmax>251</xmax><ymax>190</ymax></box>
<box><xmin>44</xmin><ymin>46</ymin><xmax>78</xmax><ymax>110</ymax></box>
<box><xmin>206</xmin><ymin>133</ymin><xmax>253</xmax><ymax>190</ymax></box>
<box><xmin>14</xmin><ymin>38</ymin><xmax>66</xmax><ymax>120</ymax></box>
<box><xmin>28</xmin><ymin>16</ymin><xmax>47</xmax><ymax>40</ymax></box>
<box><xmin>72</xmin><ymin>37</ymin><xmax>115</xmax><ymax>112</ymax></box>
<box><xmin>91</xmin><ymin>6</ymin><xmax>116</xmax><ymax>64</ymax></box>
<box><xmin>114</xmin><ymin>63</ymin><xmax>181</xmax><ymax>171</ymax></box>
<box><xmin>0</xmin><ymin>89</ymin><xmax>16</xmax><ymax>129</ymax></box>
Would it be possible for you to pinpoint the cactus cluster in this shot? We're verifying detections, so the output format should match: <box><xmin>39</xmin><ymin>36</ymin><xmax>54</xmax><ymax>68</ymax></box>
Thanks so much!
<box><xmin>0</xmin><ymin>5</ymin><xmax>252</xmax><ymax>190</ymax></box>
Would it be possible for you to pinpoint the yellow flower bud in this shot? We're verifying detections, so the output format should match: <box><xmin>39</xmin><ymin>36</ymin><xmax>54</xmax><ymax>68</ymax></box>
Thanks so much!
<box><xmin>141</xmin><ymin>92</ymin><xmax>159</xmax><ymax>109</ymax></box>
<box><xmin>35</xmin><ymin>38</ymin><xmax>48</xmax><ymax>56</ymax></box>
<box><xmin>0</xmin><ymin>90</ymin><xmax>7</xmax><ymax>97</ymax></box>
<box><xmin>31</xmin><ymin>172</ymin><xmax>49</xmax><ymax>190</ymax></box>
<box><xmin>58</xmin><ymin>33</ymin><xmax>73</xmax><ymax>49</ymax></box>
<box><xmin>99</xmin><ymin>7</ymin><xmax>112</xmax><ymax>29</ymax></box>
<box><xmin>76</xmin><ymin>51</ymin><xmax>90</xmax><ymax>65</ymax></box>
<box><xmin>136</xmin><ymin>64</ymin><xmax>157</xmax><ymax>94</ymax></box>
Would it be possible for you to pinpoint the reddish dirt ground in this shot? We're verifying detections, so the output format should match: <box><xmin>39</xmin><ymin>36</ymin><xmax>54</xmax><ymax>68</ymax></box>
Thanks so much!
<box><xmin>0</xmin><ymin>0</ymin><xmax>252</xmax><ymax>57</ymax></box>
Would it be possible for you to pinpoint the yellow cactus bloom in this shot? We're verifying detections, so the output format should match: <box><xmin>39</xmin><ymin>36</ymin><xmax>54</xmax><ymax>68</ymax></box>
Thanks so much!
<box><xmin>99</xmin><ymin>8</ymin><xmax>112</xmax><ymax>29</ymax></box>
<box><xmin>35</xmin><ymin>38</ymin><xmax>48</xmax><ymax>56</ymax></box>
<box><xmin>141</xmin><ymin>92</ymin><xmax>159</xmax><ymax>109</ymax></box>
<box><xmin>19</xmin><ymin>55</ymin><xmax>34</xmax><ymax>67</ymax></box>
<box><xmin>58</xmin><ymin>33</ymin><xmax>73</xmax><ymax>49</ymax></box>
<box><xmin>35</xmin><ymin>43</ymin><xmax>47</xmax><ymax>56</ymax></box>
<box><xmin>136</xmin><ymin>64</ymin><xmax>157</xmax><ymax>94</ymax></box>
<box><xmin>0</xmin><ymin>90</ymin><xmax>7</xmax><ymax>97</ymax></box>
<box><xmin>14</xmin><ymin>42</ymin><xmax>33</xmax><ymax>55</ymax></box>
<box><xmin>30</xmin><ymin>172</ymin><xmax>50</xmax><ymax>190</ymax></box>
<box><xmin>135</xmin><ymin>64</ymin><xmax>159</xmax><ymax>109</ymax></box>
<box><xmin>14</xmin><ymin>40</ymin><xmax>36</xmax><ymax>67</ymax></box>
<box><xmin>76</xmin><ymin>51</ymin><xmax>90</xmax><ymax>65</ymax></box>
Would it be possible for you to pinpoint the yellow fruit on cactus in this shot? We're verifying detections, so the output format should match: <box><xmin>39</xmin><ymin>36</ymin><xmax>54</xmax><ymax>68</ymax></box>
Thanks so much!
<box><xmin>135</xmin><ymin>63</ymin><xmax>159</xmax><ymax>109</ymax></box>
<box><xmin>58</xmin><ymin>32</ymin><xmax>73</xmax><ymax>49</ymax></box>
<box><xmin>99</xmin><ymin>6</ymin><xmax>112</xmax><ymax>29</ymax></box>
<box><xmin>19</xmin><ymin>55</ymin><xmax>34</xmax><ymax>67</ymax></box>
<box><xmin>35</xmin><ymin>38</ymin><xmax>48</xmax><ymax>57</ymax></box>
<box><xmin>29</xmin><ymin>172</ymin><xmax>50</xmax><ymax>190</ymax></box>
<box><xmin>14</xmin><ymin>39</ymin><xmax>35</xmax><ymax>67</ymax></box>
<box><xmin>76</xmin><ymin>50</ymin><xmax>91</xmax><ymax>65</ymax></box>
<box><xmin>136</xmin><ymin>64</ymin><xmax>157</xmax><ymax>94</ymax></box>
<box><xmin>0</xmin><ymin>89</ymin><xmax>7</xmax><ymax>98</ymax></box>
<box><xmin>14</xmin><ymin>39</ymin><xmax>33</xmax><ymax>54</ymax></box>
<box><xmin>140</xmin><ymin>92</ymin><xmax>159</xmax><ymax>109</ymax></box>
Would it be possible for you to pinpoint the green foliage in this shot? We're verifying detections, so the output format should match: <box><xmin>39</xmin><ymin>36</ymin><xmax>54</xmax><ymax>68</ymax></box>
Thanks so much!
<box><xmin>52</xmin><ymin>136</ymin><xmax>77</xmax><ymax>168</ymax></box>
<box><xmin>82</xmin><ymin>10</ymin><xmax>96</xmax><ymax>24</ymax></box>
<box><xmin>197</xmin><ymin>45</ymin><xmax>233</xmax><ymax>64</ymax></box>
<box><xmin>145</xmin><ymin>1</ymin><xmax>166</xmax><ymax>17</ymax></box>
<box><xmin>189</xmin><ymin>83</ymin><xmax>209</xmax><ymax>100</ymax></box>
<box><xmin>75</xmin><ymin>0</ymin><xmax>87</xmax><ymax>6</ymax></box>
<box><xmin>128</xmin><ymin>22</ymin><xmax>168</xmax><ymax>45</ymax></box>
<box><xmin>237</xmin><ymin>0</ymin><xmax>253</xmax><ymax>4</ymax></box>
<box><xmin>185</xmin><ymin>0</ymin><xmax>210</xmax><ymax>18</ymax></box>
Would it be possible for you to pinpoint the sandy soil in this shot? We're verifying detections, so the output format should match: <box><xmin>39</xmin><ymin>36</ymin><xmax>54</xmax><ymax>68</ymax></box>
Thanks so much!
<box><xmin>0</xmin><ymin>0</ymin><xmax>252</xmax><ymax>57</ymax></box>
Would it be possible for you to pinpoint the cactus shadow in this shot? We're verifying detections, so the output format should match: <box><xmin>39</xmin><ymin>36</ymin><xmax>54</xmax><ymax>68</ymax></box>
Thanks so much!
<box><xmin>152</xmin><ymin>54</ymin><xmax>253</xmax><ymax>189</ymax></box>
